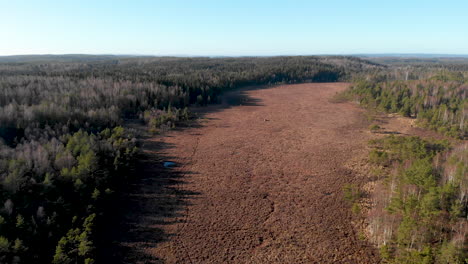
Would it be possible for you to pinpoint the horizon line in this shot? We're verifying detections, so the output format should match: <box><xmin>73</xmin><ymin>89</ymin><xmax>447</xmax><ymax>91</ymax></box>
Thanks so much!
<box><xmin>2</xmin><ymin>53</ymin><xmax>468</xmax><ymax>58</ymax></box>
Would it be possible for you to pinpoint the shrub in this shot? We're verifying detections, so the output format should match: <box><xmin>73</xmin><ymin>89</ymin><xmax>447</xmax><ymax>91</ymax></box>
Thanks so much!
<box><xmin>369</xmin><ymin>124</ymin><xmax>381</xmax><ymax>132</ymax></box>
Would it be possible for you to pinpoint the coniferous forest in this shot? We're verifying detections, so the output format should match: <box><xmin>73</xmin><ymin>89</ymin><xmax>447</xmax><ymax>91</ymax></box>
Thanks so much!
<box><xmin>0</xmin><ymin>55</ymin><xmax>466</xmax><ymax>263</ymax></box>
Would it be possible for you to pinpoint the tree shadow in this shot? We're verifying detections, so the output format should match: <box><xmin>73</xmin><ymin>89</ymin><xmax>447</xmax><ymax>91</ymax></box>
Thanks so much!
<box><xmin>98</xmin><ymin>136</ymin><xmax>200</xmax><ymax>263</ymax></box>
<box><xmin>191</xmin><ymin>84</ymin><xmax>268</xmax><ymax>117</ymax></box>
<box><xmin>377</xmin><ymin>130</ymin><xmax>402</xmax><ymax>135</ymax></box>
<box><xmin>99</xmin><ymin>85</ymin><xmax>268</xmax><ymax>263</ymax></box>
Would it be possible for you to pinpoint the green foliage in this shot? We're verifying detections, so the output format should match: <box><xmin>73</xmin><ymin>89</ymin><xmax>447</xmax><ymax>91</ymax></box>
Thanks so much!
<box><xmin>437</xmin><ymin>242</ymin><xmax>466</xmax><ymax>264</ymax></box>
<box><xmin>369</xmin><ymin>124</ymin><xmax>381</xmax><ymax>132</ymax></box>
<box><xmin>429</xmin><ymin>71</ymin><xmax>465</xmax><ymax>82</ymax></box>
<box><xmin>12</xmin><ymin>239</ymin><xmax>26</xmax><ymax>254</ymax></box>
<box><xmin>329</xmin><ymin>90</ymin><xmax>353</xmax><ymax>103</ymax></box>
<box><xmin>343</xmin><ymin>184</ymin><xmax>363</xmax><ymax>215</ymax></box>
<box><xmin>403</xmin><ymin>158</ymin><xmax>436</xmax><ymax>189</ymax></box>
<box><xmin>367</xmin><ymin>136</ymin><xmax>467</xmax><ymax>263</ymax></box>
<box><xmin>343</xmin><ymin>184</ymin><xmax>362</xmax><ymax>202</ymax></box>
<box><xmin>0</xmin><ymin>127</ymin><xmax>137</xmax><ymax>263</ymax></box>
<box><xmin>351</xmin><ymin>203</ymin><xmax>361</xmax><ymax>215</ymax></box>
<box><xmin>369</xmin><ymin>149</ymin><xmax>389</xmax><ymax>166</ymax></box>
<box><xmin>144</xmin><ymin>106</ymin><xmax>192</xmax><ymax>133</ymax></box>
<box><xmin>15</xmin><ymin>215</ymin><xmax>25</xmax><ymax>229</ymax></box>
<box><xmin>52</xmin><ymin>214</ymin><xmax>96</xmax><ymax>264</ymax></box>
<box><xmin>368</xmin><ymin>135</ymin><xmax>448</xmax><ymax>164</ymax></box>
<box><xmin>350</xmin><ymin>79</ymin><xmax>467</xmax><ymax>139</ymax></box>
<box><xmin>0</xmin><ymin>236</ymin><xmax>9</xmax><ymax>254</ymax></box>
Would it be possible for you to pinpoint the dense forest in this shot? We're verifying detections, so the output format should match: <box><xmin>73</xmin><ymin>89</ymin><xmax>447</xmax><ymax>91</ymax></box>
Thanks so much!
<box><xmin>346</xmin><ymin>60</ymin><xmax>467</xmax><ymax>139</ymax></box>
<box><xmin>363</xmin><ymin>56</ymin><xmax>468</xmax><ymax>72</ymax></box>
<box><xmin>366</xmin><ymin>136</ymin><xmax>467</xmax><ymax>263</ymax></box>
<box><xmin>0</xmin><ymin>55</ymin><xmax>380</xmax><ymax>263</ymax></box>
<box><xmin>349</xmin><ymin>79</ymin><xmax>467</xmax><ymax>138</ymax></box>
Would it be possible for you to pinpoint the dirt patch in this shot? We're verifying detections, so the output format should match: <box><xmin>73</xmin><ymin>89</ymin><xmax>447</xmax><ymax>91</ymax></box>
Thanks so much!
<box><xmin>115</xmin><ymin>83</ymin><xmax>381</xmax><ymax>263</ymax></box>
<box><xmin>371</xmin><ymin>113</ymin><xmax>450</xmax><ymax>141</ymax></box>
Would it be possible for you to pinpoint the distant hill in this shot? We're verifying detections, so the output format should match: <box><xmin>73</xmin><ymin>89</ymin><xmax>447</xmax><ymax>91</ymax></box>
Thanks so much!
<box><xmin>356</xmin><ymin>55</ymin><xmax>468</xmax><ymax>67</ymax></box>
<box><xmin>0</xmin><ymin>55</ymin><xmax>383</xmax><ymax>73</ymax></box>
<box><xmin>0</xmin><ymin>54</ymin><xmax>141</xmax><ymax>63</ymax></box>
<box><xmin>356</xmin><ymin>53</ymin><xmax>468</xmax><ymax>58</ymax></box>
<box><xmin>2</xmin><ymin>53</ymin><xmax>468</xmax><ymax>64</ymax></box>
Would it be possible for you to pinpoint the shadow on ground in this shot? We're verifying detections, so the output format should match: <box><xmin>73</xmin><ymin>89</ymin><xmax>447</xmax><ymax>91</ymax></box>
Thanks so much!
<box><xmin>190</xmin><ymin>84</ymin><xmax>267</xmax><ymax>117</ymax></box>
<box><xmin>98</xmin><ymin>85</ymin><xmax>266</xmax><ymax>263</ymax></box>
<box><xmin>98</xmin><ymin>138</ymin><xmax>200</xmax><ymax>263</ymax></box>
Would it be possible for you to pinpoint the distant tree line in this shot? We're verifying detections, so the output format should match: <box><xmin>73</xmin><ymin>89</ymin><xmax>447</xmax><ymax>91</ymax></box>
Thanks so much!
<box><xmin>364</xmin><ymin>57</ymin><xmax>468</xmax><ymax>72</ymax></box>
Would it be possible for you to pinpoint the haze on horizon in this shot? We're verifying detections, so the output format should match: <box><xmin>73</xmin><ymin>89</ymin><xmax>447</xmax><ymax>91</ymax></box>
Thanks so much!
<box><xmin>1</xmin><ymin>0</ymin><xmax>468</xmax><ymax>56</ymax></box>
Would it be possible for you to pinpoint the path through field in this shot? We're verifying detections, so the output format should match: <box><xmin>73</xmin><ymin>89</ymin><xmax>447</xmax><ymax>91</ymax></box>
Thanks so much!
<box><xmin>117</xmin><ymin>83</ymin><xmax>380</xmax><ymax>263</ymax></box>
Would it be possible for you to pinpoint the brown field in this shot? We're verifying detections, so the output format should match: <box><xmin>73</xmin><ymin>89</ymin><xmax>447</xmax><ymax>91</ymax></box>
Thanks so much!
<box><xmin>112</xmin><ymin>83</ymin><xmax>382</xmax><ymax>263</ymax></box>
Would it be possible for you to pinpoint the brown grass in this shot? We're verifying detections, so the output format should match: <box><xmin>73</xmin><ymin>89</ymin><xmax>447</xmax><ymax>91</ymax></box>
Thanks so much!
<box><xmin>117</xmin><ymin>83</ymin><xmax>381</xmax><ymax>263</ymax></box>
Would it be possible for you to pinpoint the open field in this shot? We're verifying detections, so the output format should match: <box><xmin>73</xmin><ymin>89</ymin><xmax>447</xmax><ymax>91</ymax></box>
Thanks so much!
<box><xmin>114</xmin><ymin>83</ymin><xmax>381</xmax><ymax>263</ymax></box>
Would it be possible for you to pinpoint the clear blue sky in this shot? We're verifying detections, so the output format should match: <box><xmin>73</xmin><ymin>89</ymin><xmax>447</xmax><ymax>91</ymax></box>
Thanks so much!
<box><xmin>1</xmin><ymin>0</ymin><xmax>467</xmax><ymax>56</ymax></box>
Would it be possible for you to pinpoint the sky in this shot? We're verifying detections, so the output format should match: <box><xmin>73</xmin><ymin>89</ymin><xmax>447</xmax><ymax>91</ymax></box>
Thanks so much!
<box><xmin>1</xmin><ymin>0</ymin><xmax>468</xmax><ymax>56</ymax></box>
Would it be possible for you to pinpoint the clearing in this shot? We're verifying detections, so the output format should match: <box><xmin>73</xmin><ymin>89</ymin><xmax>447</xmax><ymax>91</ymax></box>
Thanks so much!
<box><xmin>114</xmin><ymin>83</ymin><xmax>381</xmax><ymax>263</ymax></box>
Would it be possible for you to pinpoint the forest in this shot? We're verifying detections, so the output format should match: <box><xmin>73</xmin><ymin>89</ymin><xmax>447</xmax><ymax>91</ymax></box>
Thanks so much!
<box><xmin>345</xmin><ymin>59</ymin><xmax>467</xmax><ymax>263</ymax></box>
<box><xmin>349</xmin><ymin>79</ymin><xmax>467</xmax><ymax>138</ymax></box>
<box><xmin>0</xmin><ymin>55</ymin><xmax>380</xmax><ymax>263</ymax></box>
<box><xmin>366</xmin><ymin>136</ymin><xmax>467</xmax><ymax>263</ymax></box>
